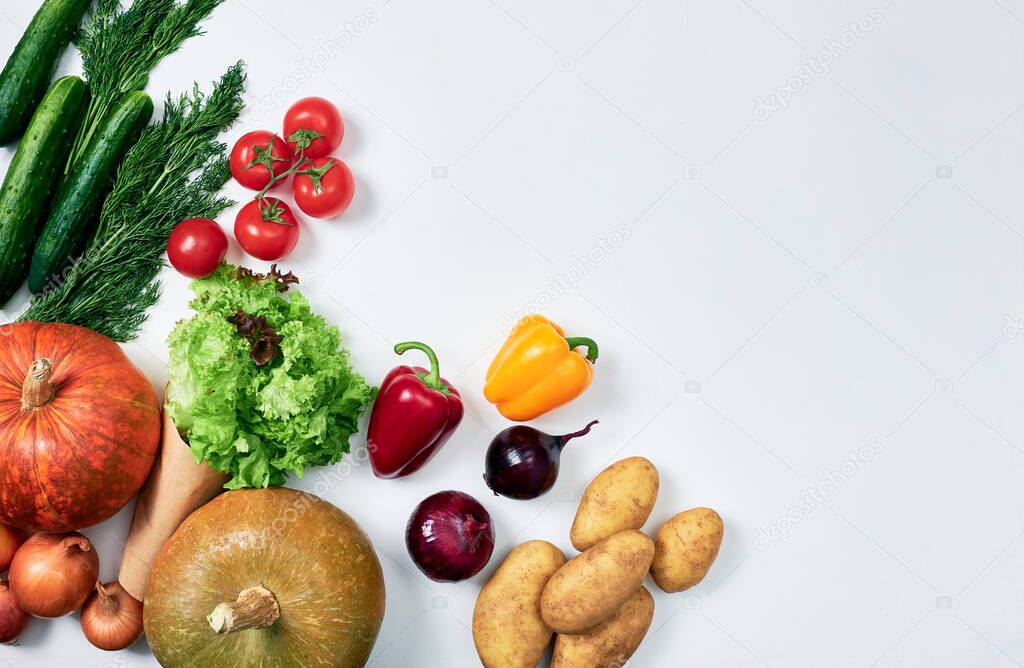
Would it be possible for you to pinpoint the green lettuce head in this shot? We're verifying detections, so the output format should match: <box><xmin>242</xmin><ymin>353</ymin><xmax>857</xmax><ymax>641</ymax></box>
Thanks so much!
<box><xmin>166</xmin><ymin>264</ymin><xmax>376</xmax><ymax>489</ymax></box>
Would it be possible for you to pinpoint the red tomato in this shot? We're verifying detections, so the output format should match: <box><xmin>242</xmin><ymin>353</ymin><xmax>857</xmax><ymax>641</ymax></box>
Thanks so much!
<box><xmin>293</xmin><ymin>157</ymin><xmax>355</xmax><ymax>219</ymax></box>
<box><xmin>230</xmin><ymin>130</ymin><xmax>293</xmax><ymax>191</ymax></box>
<box><xmin>167</xmin><ymin>218</ymin><xmax>228</xmax><ymax>279</ymax></box>
<box><xmin>284</xmin><ymin>97</ymin><xmax>344</xmax><ymax>158</ymax></box>
<box><xmin>234</xmin><ymin>198</ymin><xmax>300</xmax><ymax>261</ymax></box>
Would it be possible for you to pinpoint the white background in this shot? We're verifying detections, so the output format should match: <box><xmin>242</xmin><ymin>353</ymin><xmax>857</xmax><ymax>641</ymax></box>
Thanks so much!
<box><xmin>2</xmin><ymin>0</ymin><xmax>1024</xmax><ymax>666</ymax></box>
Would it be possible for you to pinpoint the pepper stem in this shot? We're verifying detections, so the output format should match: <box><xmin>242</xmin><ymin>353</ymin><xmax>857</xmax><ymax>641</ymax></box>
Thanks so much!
<box><xmin>560</xmin><ymin>420</ymin><xmax>600</xmax><ymax>447</ymax></box>
<box><xmin>565</xmin><ymin>337</ymin><xmax>599</xmax><ymax>363</ymax></box>
<box><xmin>21</xmin><ymin>359</ymin><xmax>55</xmax><ymax>410</ymax></box>
<box><xmin>208</xmin><ymin>586</ymin><xmax>280</xmax><ymax>634</ymax></box>
<box><xmin>394</xmin><ymin>341</ymin><xmax>446</xmax><ymax>393</ymax></box>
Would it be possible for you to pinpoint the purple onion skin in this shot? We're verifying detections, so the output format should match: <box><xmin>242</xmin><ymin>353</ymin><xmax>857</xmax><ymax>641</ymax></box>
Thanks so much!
<box><xmin>484</xmin><ymin>421</ymin><xmax>599</xmax><ymax>500</ymax></box>
<box><xmin>484</xmin><ymin>427</ymin><xmax>561</xmax><ymax>499</ymax></box>
<box><xmin>406</xmin><ymin>491</ymin><xmax>495</xmax><ymax>582</ymax></box>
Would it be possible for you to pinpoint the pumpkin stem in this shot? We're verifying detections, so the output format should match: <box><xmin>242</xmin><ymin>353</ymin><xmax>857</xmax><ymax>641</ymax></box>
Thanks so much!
<box><xmin>21</xmin><ymin>358</ymin><xmax>55</xmax><ymax>410</ymax></box>
<box><xmin>207</xmin><ymin>585</ymin><xmax>280</xmax><ymax>634</ymax></box>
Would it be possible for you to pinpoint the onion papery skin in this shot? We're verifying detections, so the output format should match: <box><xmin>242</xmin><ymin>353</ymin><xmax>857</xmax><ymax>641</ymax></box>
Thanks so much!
<box><xmin>0</xmin><ymin>322</ymin><xmax>161</xmax><ymax>531</ymax></box>
<box><xmin>483</xmin><ymin>421</ymin><xmax>599</xmax><ymax>500</ymax></box>
<box><xmin>144</xmin><ymin>488</ymin><xmax>386</xmax><ymax>668</ymax></box>
<box><xmin>0</xmin><ymin>525</ymin><xmax>24</xmax><ymax>572</ymax></box>
<box><xmin>9</xmin><ymin>532</ymin><xmax>99</xmax><ymax>618</ymax></box>
<box><xmin>406</xmin><ymin>490</ymin><xmax>495</xmax><ymax>582</ymax></box>
<box><xmin>483</xmin><ymin>431</ymin><xmax>562</xmax><ymax>500</ymax></box>
<box><xmin>0</xmin><ymin>580</ymin><xmax>30</xmax><ymax>643</ymax></box>
<box><xmin>81</xmin><ymin>581</ymin><xmax>143</xmax><ymax>650</ymax></box>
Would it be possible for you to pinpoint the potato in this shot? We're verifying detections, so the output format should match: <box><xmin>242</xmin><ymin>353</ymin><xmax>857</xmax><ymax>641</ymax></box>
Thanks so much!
<box><xmin>541</xmin><ymin>530</ymin><xmax>655</xmax><ymax>634</ymax></box>
<box><xmin>552</xmin><ymin>586</ymin><xmax>655</xmax><ymax>668</ymax></box>
<box><xmin>473</xmin><ymin>540</ymin><xmax>567</xmax><ymax>668</ymax></box>
<box><xmin>651</xmin><ymin>507</ymin><xmax>724</xmax><ymax>593</ymax></box>
<box><xmin>570</xmin><ymin>456</ymin><xmax>659</xmax><ymax>551</ymax></box>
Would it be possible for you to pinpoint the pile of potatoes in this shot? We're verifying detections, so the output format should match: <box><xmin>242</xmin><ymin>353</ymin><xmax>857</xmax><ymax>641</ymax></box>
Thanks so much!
<box><xmin>473</xmin><ymin>456</ymin><xmax>724</xmax><ymax>667</ymax></box>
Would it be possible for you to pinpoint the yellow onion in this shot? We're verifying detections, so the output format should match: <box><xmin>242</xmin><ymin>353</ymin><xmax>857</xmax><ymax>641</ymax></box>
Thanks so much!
<box><xmin>9</xmin><ymin>532</ymin><xmax>98</xmax><ymax>618</ymax></box>
<box><xmin>81</xmin><ymin>581</ymin><xmax>143</xmax><ymax>650</ymax></box>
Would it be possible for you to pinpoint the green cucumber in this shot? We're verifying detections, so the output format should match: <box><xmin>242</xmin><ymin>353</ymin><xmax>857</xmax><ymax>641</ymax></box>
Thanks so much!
<box><xmin>0</xmin><ymin>0</ymin><xmax>92</xmax><ymax>144</ymax></box>
<box><xmin>0</xmin><ymin>76</ymin><xmax>89</xmax><ymax>306</ymax></box>
<box><xmin>28</xmin><ymin>91</ymin><xmax>154</xmax><ymax>293</ymax></box>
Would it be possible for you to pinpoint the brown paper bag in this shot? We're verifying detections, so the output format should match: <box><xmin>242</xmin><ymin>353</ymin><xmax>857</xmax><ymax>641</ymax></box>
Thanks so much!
<box><xmin>118</xmin><ymin>411</ymin><xmax>229</xmax><ymax>601</ymax></box>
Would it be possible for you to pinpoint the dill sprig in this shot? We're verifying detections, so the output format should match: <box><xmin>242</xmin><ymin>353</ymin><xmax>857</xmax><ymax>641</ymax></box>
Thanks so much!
<box><xmin>20</xmin><ymin>63</ymin><xmax>247</xmax><ymax>341</ymax></box>
<box><xmin>69</xmin><ymin>0</ymin><xmax>226</xmax><ymax>168</ymax></box>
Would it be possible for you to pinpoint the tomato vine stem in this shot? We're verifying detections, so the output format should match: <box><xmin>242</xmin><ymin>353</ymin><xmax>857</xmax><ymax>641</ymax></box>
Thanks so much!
<box><xmin>254</xmin><ymin>129</ymin><xmax>340</xmax><ymax>220</ymax></box>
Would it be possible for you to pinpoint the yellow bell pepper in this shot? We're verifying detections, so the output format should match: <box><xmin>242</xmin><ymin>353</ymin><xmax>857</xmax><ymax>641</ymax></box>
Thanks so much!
<box><xmin>484</xmin><ymin>315</ymin><xmax>598</xmax><ymax>421</ymax></box>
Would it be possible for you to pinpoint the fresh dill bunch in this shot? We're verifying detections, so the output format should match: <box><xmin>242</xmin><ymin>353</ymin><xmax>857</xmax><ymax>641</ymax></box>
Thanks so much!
<box><xmin>70</xmin><ymin>0</ymin><xmax>227</xmax><ymax>167</ymax></box>
<box><xmin>21</xmin><ymin>62</ymin><xmax>247</xmax><ymax>342</ymax></box>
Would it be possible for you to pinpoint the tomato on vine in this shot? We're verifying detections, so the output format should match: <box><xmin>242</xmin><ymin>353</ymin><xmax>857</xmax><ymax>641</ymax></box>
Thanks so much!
<box><xmin>230</xmin><ymin>131</ymin><xmax>294</xmax><ymax>191</ymax></box>
<box><xmin>293</xmin><ymin>157</ymin><xmax>355</xmax><ymax>219</ymax></box>
<box><xmin>227</xmin><ymin>98</ymin><xmax>350</xmax><ymax>260</ymax></box>
<box><xmin>234</xmin><ymin>198</ymin><xmax>300</xmax><ymax>261</ymax></box>
<box><xmin>284</xmin><ymin>97</ymin><xmax>344</xmax><ymax>158</ymax></box>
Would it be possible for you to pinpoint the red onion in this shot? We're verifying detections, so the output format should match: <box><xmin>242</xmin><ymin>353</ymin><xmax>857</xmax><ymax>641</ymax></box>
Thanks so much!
<box><xmin>406</xmin><ymin>491</ymin><xmax>494</xmax><ymax>582</ymax></box>
<box><xmin>484</xmin><ymin>421</ymin><xmax>599</xmax><ymax>499</ymax></box>
<box><xmin>9</xmin><ymin>532</ymin><xmax>99</xmax><ymax>618</ymax></box>
<box><xmin>0</xmin><ymin>524</ymin><xmax>23</xmax><ymax>572</ymax></box>
<box><xmin>81</xmin><ymin>581</ymin><xmax>143</xmax><ymax>650</ymax></box>
<box><xmin>0</xmin><ymin>579</ymin><xmax>30</xmax><ymax>643</ymax></box>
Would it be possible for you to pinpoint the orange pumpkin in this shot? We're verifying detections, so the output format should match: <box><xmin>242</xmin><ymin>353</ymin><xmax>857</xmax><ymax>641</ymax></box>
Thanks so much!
<box><xmin>0</xmin><ymin>322</ymin><xmax>160</xmax><ymax>531</ymax></box>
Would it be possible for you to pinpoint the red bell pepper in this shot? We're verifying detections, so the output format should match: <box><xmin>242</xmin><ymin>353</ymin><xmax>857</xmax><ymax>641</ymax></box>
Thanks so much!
<box><xmin>368</xmin><ymin>341</ymin><xmax>464</xmax><ymax>479</ymax></box>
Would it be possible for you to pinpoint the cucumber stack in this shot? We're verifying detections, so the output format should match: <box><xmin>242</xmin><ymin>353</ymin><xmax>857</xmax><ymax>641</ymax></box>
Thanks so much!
<box><xmin>0</xmin><ymin>77</ymin><xmax>88</xmax><ymax>305</ymax></box>
<box><xmin>0</xmin><ymin>0</ymin><xmax>91</xmax><ymax>144</ymax></box>
<box><xmin>29</xmin><ymin>91</ymin><xmax>154</xmax><ymax>293</ymax></box>
<box><xmin>0</xmin><ymin>0</ymin><xmax>229</xmax><ymax>313</ymax></box>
